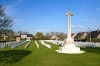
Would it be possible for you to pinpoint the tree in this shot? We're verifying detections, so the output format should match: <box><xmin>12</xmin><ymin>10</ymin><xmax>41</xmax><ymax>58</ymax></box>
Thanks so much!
<box><xmin>7</xmin><ymin>30</ymin><xmax>15</xmax><ymax>40</ymax></box>
<box><xmin>57</xmin><ymin>32</ymin><xmax>66</xmax><ymax>40</ymax></box>
<box><xmin>50</xmin><ymin>32</ymin><xmax>56</xmax><ymax>36</ymax></box>
<box><xmin>22</xmin><ymin>31</ymin><xmax>29</xmax><ymax>34</ymax></box>
<box><xmin>0</xmin><ymin>29</ymin><xmax>15</xmax><ymax>41</ymax></box>
<box><xmin>0</xmin><ymin>4</ymin><xmax>13</xmax><ymax>30</ymax></box>
<box><xmin>35</xmin><ymin>32</ymin><xmax>44</xmax><ymax>39</ymax></box>
<box><xmin>45</xmin><ymin>33</ymin><xmax>50</xmax><ymax>40</ymax></box>
<box><xmin>15</xmin><ymin>31</ymin><xmax>29</xmax><ymax>35</ymax></box>
<box><xmin>0</xmin><ymin>4</ymin><xmax>13</xmax><ymax>41</ymax></box>
<box><xmin>16</xmin><ymin>31</ymin><xmax>23</xmax><ymax>35</ymax></box>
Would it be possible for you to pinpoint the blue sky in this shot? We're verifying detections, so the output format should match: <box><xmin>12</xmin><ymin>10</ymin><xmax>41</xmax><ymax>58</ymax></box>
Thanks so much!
<box><xmin>1</xmin><ymin>0</ymin><xmax>100</xmax><ymax>35</ymax></box>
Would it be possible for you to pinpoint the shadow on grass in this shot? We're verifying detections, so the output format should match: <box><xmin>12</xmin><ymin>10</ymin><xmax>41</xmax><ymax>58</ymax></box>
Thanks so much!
<box><xmin>0</xmin><ymin>50</ymin><xmax>32</xmax><ymax>64</ymax></box>
<box><xmin>81</xmin><ymin>47</ymin><xmax>100</xmax><ymax>54</ymax></box>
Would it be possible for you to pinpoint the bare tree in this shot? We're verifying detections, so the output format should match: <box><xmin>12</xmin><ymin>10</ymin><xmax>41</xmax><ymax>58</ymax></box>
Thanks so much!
<box><xmin>0</xmin><ymin>4</ymin><xmax>13</xmax><ymax>30</ymax></box>
<box><xmin>0</xmin><ymin>4</ymin><xmax>13</xmax><ymax>40</ymax></box>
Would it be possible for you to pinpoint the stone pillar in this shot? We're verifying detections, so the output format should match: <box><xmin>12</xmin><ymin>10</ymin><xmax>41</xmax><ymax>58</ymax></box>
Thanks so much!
<box><xmin>66</xmin><ymin>10</ymin><xmax>72</xmax><ymax>39</ymax></box>
<box><xmin>65</xmin><ymin>10</ymin><xmax>74</xmax><ymax>44</ymax></box>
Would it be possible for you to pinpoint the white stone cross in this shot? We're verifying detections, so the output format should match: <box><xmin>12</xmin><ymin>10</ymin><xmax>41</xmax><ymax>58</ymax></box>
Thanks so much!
<box><xmin>66</xmin><ymin>10</ymin><xmax>73</xmax><ymax>39</ymax></box>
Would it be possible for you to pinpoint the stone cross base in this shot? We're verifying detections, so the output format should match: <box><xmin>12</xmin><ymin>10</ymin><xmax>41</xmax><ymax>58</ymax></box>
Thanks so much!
<box><xmin>56</xmin><ymin>44</ymin><xmax>85</xmax><ymax>54</ymax></box>
<box><xmin>65</xmin><ymin>38</ymin><xmax>74</xmax><ymax>44</ymax></box>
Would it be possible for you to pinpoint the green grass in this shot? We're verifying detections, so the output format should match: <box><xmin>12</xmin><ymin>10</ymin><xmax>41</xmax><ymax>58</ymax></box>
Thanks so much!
<box><xmin>0</xmin><ymin>46</ymin><xmax>11</xmax><ymax>50</ymax></box>
<box><xmin>0</xmin><ymin>40</ymin><xmax>100</xmax><ymax>66</ymax></box>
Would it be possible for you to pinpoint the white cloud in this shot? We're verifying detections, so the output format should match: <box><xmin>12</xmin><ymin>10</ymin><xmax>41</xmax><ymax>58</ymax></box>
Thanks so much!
<box><xmin>5</xmin><ymin>0</ymin><xmax>24</xmax><ymax>16</ymax></box>
<box><xmin>71</xmin><ymin>25</ymin><xmax>85</xmax><ymax>28</ymax></box>
<box><xmin>8</xmin><ymin>0</ymin><xmax>24</xmax><ymax>8</ymax></box>
<box><xmin>77</xmin><ymin>25</ymin><xmax>84</xmax><ymax>28</ymax></box>
<box><xmin>5</xmin><ymin>6</ymin><xmax>15</xmax><ymax>16</ymax></box>
<box><xmin>71</xmin><ymin>25</ymin><xmax>76</xmax><ymax>28</ymax></box>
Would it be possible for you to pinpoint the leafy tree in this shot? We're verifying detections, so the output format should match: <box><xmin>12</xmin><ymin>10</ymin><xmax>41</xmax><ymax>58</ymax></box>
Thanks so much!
<box><xmin>57</xmin><ymin>32</ymin><xmax>66</xmax><ymax>40</ymax></box>
<box><xmin>44</xmin><ymin>33</ymin><xmax>50</xmax><ymax>40</ymax></box>
<box><xmin>0</xmin><ymin>29</ymin><xmax>15</xmax><ymax>41</ymax></box>
<box><xmin>36</xmin><ymin>32</ymin><xmax>44</xmax><ymax>39</ymax></box>
<box><xmin>7</xmin><ymin>30</ymin><xmax>15</xmax><ymax>40</ymax></box>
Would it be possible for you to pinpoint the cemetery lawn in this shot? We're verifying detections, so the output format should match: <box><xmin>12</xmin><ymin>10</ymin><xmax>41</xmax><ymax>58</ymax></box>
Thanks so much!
<box><xmin>0</xmin><ymin>40</ymin><xmax>100</xmax><ymax>66</ymax></box>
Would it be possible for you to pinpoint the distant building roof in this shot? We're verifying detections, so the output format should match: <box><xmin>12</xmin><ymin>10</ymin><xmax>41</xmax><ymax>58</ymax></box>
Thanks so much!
<box><xmin>26</xmin><ymin>34</ymin><xmax>33</xmax><ymax>37</ymax></box>
<box><xmin>91</xmin><ymin>30</ymin><xmax>100</xmax><ymax>38</ymax></box>
<box><xmin>50</xmin><ymin>35</ymin><xmax>58</xmax><ymax>39</ymax></box>
<box><xmin>15</xmin><ymin>34</ymin><xmax>33</xmax><ymax>37</ymax></box>
<box><xmin>15</xmin><ymin>36</ymin><xmax>20</xmax><ymax>37</ymax></box>
<box><xmin>75</xmin><ymin>32</ymin><xmax>85</xmax><ymax>38</ymax></box>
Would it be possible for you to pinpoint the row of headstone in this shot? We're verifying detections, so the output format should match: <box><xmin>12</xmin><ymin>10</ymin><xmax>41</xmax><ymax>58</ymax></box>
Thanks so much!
<box><xmin>25</xmin><ymin>41</ymin><xmax>31</xmax><ymax>49</ymax></box>
<box><xmin>43</xmin><ymin>40</ymin><xmax>57</xmax><ymax>45</ymax></box>
<box><xmin>0</xmin><ymin>41</ymin><xmax>27</xmax><ymax>49</ymax></box>
<box><xmin>75</xmin><ymin>42</ymin><xmax>100</xmax><ymax>48</ymax></box>
<box><xmin>0</xmin><ymin>44</ymin><xmax>6</xmax><ymax>49</ymax></box>
<box><xmin>17</xmin><ymin>41</ymin><xmax>26</xmax><ymax>46</ymax></box>
<box><xmin>41</xmin><ymin>40</ymin><xmax>100</xmax><ymax>48</ymax></box>
<box><xmin>39</xmin><ymin>40</ymin><xmax>51</xmax><ymax>49</ymax></box>
<box><xmin>11</xmin><ymin>44</ymin><xmax>17</xmax><ymax>49</ymax></box>
<box><xmin>43</xmin><ymin>40</ymin><xmax>65</xmax><ymax>45</ymax></box>
<box><xmin>0</xmin><ymin>41</ymin><xmax>16</xmax><ymax>49</ymax></box>
<box><xmin>35</xmin><ymin>40</ymin><xmax>39</xmax><ymax>48</ymax></box>
<box><xmin>11</xmin><ymin>41</ymin><xmax>26</xmax><ymax>49</ymax></box>
<box><xmin>56</xmin><ymin>41</ymin><xmax>100</xmax><ymax>48</ymax></box>
<box><xmin>43</xmin><ymin>40</ymin><xmax>64</xmax><ymax>46</ymax></box>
